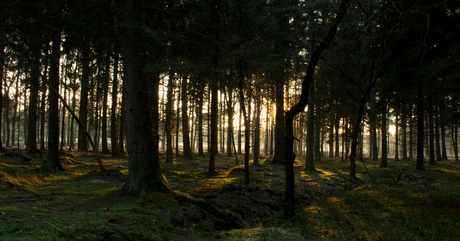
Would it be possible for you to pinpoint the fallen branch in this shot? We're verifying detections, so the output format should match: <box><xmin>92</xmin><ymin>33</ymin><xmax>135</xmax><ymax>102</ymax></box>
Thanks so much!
<box><xmin>43</xmin><ymin>219</ymin><xmax>65</xmax><ymax>235</ymax></box>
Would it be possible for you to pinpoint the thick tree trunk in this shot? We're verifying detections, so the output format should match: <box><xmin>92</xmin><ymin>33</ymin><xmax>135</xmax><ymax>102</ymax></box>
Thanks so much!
<box><xmin>41</xmin><ymin>32</ymin><xmax>63</xmax><ymax>171</ymax></box>
<box><xmin>121</xmin><ymin>0</ymin><xmax>170</xmax><ymax>195</ymax></box>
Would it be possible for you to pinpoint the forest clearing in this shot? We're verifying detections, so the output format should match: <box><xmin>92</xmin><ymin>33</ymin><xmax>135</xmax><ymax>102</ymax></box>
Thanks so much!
<box><xmin>1</xmin><ymin>150</ymin><xmax>459</xmax><ymax>240</ymax></box>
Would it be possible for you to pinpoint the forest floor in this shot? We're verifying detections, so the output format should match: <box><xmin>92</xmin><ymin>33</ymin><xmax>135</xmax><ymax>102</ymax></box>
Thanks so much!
<box><xmin>1</xmin><ymin>149</ymin><xmax>460</xmax><ymax>240</ymax></box>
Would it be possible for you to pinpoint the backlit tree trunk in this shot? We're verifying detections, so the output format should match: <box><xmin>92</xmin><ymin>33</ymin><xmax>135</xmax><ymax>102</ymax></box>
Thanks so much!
<box><xmin>120</xmin><ymin>0</ymin><xmax>170</xmax><ymax>195</ymax></box>
<box><xmin>41</xmin><ymin>31</ymin><xmax>63</xmax><ymax>171</ymax></box>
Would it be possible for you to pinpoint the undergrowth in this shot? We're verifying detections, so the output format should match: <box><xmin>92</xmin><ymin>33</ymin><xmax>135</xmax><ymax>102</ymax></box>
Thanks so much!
<box><xmin>1</xmin><ymin>150</ymin><xmax>459</xmax><ymax>240</ymax></box>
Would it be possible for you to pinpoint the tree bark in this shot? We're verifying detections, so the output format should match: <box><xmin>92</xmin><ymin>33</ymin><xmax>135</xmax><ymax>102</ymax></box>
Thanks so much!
<box><xmin>416</xmin><ymin>84</ymin><xmax>425</xmax><ymax>171</ymax></box>
<box><xmin>181</xmin><ymin>75</ymin><xmax>192</xmax><ymax>160</ymax></box>
<box><xmin>78</xmin><ymin>42</ymin><xmax>90</xmax><ymax>151</ymax></box>
<box><xmin>305</xmin><ymin>80</ymin><xmax>316</xmax><ymax>171</ymax></box>
<box><xmin>253</xmin><ymin>90</ymin><xmax>261</xmax><ymax>166</ymax></box>
<box><xmin>0</xmin><ymin>38</ymin><xmax>4</xmax><ymax>150</ymax></box>
<box><xmin>197</xmin><ymin>85</ymin><xmax>205</xmax><ymax>156</ymax></box>
<box><xmin>41</xmin><ymin>31</ymin><xmax>63</xmax><ymax>171</ymax></box>
<box><xmin>227</xmin><ymin>86</ymin><xmax>233</xmax><ymax>157</ymax></box>
<box><xmin>428</xmin><ymin>98</ymin><xmax>436</xmax><ymax>165</ymax></box>
<box><xmin>118</xmin><ymin>91</ymin><xmax>125</xmax><ymax>153</ymax></box>
<box><xmin>28</xmin><ymin>44</ymin><xmax>41</xmax><ymax>154</ymax></box>
<box><xmin>101</xmin><ymin>52</ymin><xmax>110</xmax><ymax>154</ymax></box>
<box><xmin>111</xmin><ymin>50</ymin><xmax>120</xmax><ymax>155</ymax></box>
<box><xmin>120</xmin><ymin>0</ymin><xmax>170</xmax><ymax>195</ymax></box>
<box><xmin>394</xmin><ymin>109</ymin><xmax>399</xmax><ymax>161</ymax></box>
<box><xmin>283</xmin><ymin>0</ymin><xmax>348</xmax><ymax>218</ymax></box>
<box><xmin>380</xmin><ymin>101</ymin><xmax>388</xmax><ymax>168</ymax></box>
<box><xmin>165</xmin><ymin>70</ymin><xmax>174</xmax><ymax>162</ymax></box>
<box><xmin>40</xmin><ymin>62</ymin><xmax>48</xmax><ymax>150</ymax></box>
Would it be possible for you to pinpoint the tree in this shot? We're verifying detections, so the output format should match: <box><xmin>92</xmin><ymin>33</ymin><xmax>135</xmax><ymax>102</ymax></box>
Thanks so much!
<box><xmin>41</xmin><ymin>31</ymin><xmax>63</xmax><ymax>171</ymax></box>
<box><xmin>283</xmin><ymin>0</ymin><xmax>348</xmax><ymax>219</ymax></box>
<box><xmin>111</xmin><ymin>50</ymin><xmax>120</xmax><ymax>156</ymax></box>
<box><xmin>0</xmin><ymin>35</ymin><xmax>5</xmax><ymax>151</ymax></box>
<box><xmin>181</xmin><ymin>74</ymin><xmax>192</xmax><ymax>160</ymax></box>
<box><xmin>120</xmin><ymin>0</ymin><xmax>170</xmax><ymax>195</ymax></box>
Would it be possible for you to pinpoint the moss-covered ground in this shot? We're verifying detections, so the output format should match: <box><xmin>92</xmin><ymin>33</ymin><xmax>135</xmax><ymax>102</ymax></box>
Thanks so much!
<box><xmin>1</xmin><ymin>149</ymin><xmax>459</xmax><ymax>240</ymax></box>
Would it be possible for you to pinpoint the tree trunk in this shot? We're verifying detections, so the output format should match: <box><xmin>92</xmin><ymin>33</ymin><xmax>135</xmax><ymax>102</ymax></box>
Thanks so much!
<box><xmin>394</xmin><ymin>109</ymin><xmax>399</xmax><ymax>161</ymax></box>
<box><xmin>329</xmin><ymin>110</ymin><xmax>334</xmax><ymax>158</ymax></box>
<box><xmin>409</xmin><ymin>104</ymin><xmax>414</xmax><ymax>161</ymax></box>
<box><xmin>40</xmin><ymin>62</ymin><xmax>48</xmax><ymax>150</ymax></box>
<box><xmin>41</xmin><ymin>32</ymin><xmax>63</xmax><ymax>171</ymax></box>
<box><xmin>227</xmin><ymin>86</ymin><xmax>233</xmax><ymax>157</ymax></box>
<box><xmin>181</xmin><ymin>75</ymin><xmax>192</xmax><ymax>160</ymax></box>
<box><xmin>454</xmin><ymin>121</ymin><xmax>458</xmax><ymax>161</ymax></box>
<box><xmin>28</xmin><ymin>45</ymin><xmax>41</xmax><ymax>154</ymax></box>
<box><xmin>416</xmin><ymin>84</ymin><xmax>425</xmax><ymax>170</ymax></box>
<box><xmin>314</xmin><ymin>93</ymin><xmax>321</xmax><ymax>162</ymax></box>
<box><xmin>253</xmin><ymin>91</ymin><xmax>261</xmax><ymax>166</ymax></box>
<box><xmin>120</xmin><ymin>0</ymin><xmax>170</xmax><ymax>195</ymax></box>
<box><xmin>176</xmin><ymin>79</ymin><xmax>181</xmax><ymax>157</ymax></box>
<box><xmin>118</xmin><ymin>90</ymin><xmax>125</xmax><ymax>153</ymax></box>
<box><xmin>238</xmin><ymin>106</ymin><xmax>242</xmax><ymax>154</ymax></box>
<box><xmin>197</xmin><ymin>85</ymin><xmax>205</xmax><ymax>156</ymax></box>
<box><xmin>428</xmin><ymin>99</ymin><xmax>436</xmax><ymax>165</ymax></box>
<box><xmin>60</xmin><ymin>70</ymin><xmax>67</xmax><ymax>151</ymax></box>
<box><xmin>78</xmin><ymin>43</ymin><xmax>90</xmax><ymax>151</ymax></box>
<box><xmin>111</xmin><ymin>50</ymin><xmax>119</xmax><ymax>156</ymax></box>
<box><xmin>380</xmin><ymin>101</ymin><xmax>388</xmax><ymax>168</ymax></box>
<box><xmin>208</xmin><ymin>82</ymin><xmax>218</xmax><ymax>174</ymax></box>
<box><xmin>101</xmin><ymin>52</ymin><xmax>110</xmax><ymax>154</ymax></box>
<box><xmin>238</xmin><ymin>65</ymin><xmax>251</xmax><ymax>184</ymax></box>
<box><xmin>434</xmin><ymin>102</ymin><xmax>442</xmax><ymax>162</ymax></box>
<box><xmin>165</xmin><ymin>70</ymin><xmax>174</xmax><ymax>162</ymax></box>
<box><xmin>272</xmin><ymin>77</ymin><xmax>285</xmax><ymax>164</ymax></box>
<box><xmin>440</xmin><ymin>104</ymin><xmax>448</xmax><ymax>160</ymax></box>
<box><xmin>305</xmin><ymin>80</ymin><xmax>316</xmax><ymax>171</ymax></box>
<box><xmin>0</xmin><ymin>39</ymin><xmax>4</xmax><ymax>150</ymax></box>
<box><xmin>402</xmin><ymin>104</ymin><xmax>408</xmax><ymax>160</ymax></box>
<box><xmin>283</xmin><ymin>0</ymin><xmax>348</xmax><ymax>218</ymax></box>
